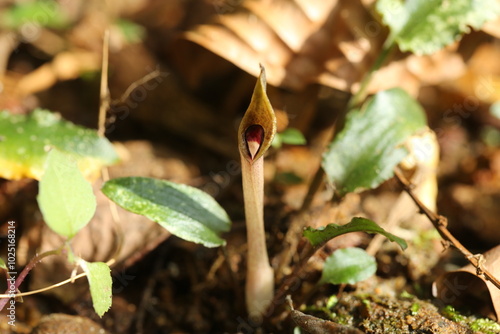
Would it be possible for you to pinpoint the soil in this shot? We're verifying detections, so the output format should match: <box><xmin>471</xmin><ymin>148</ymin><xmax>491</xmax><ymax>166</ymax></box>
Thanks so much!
<box><xmin>1</xmin><ymin>1</ymin><xmax>500</xmax><ymax>333</ymax></box>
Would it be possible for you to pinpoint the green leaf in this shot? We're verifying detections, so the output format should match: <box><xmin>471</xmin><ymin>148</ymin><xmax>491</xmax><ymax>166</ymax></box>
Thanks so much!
<box><xmin>102</xmin><ymin>177</ymin><xmax>231</xmax><ymax>248</ymax></box>
<box><xmin>280</xmin><ymin>128</ymin><xmax>306</xmax><ymax>145</ymax></box>
<box><xmin>273</xmin><ymin>128</ymin><xmax>307</xmax><ymax>148</ymax></box>
<box><xmin>1</xmin><ymin>0</ymin><xmax>69</xmax><ymax>30</ymax></box>
<box><xmin>303</xmin><ymin>217</ymin><xmax>407</xmax><ymax>250</ymax></box>
<box><xmin>80</xmin><ymin>260</ymin><xmax>112</xmax><ymax>317</ymax></box>
<box><xmin>0</xmin><ymin>258</ymin><xmax>6</xmax><ymax>270</ymax></box>
<box><xmin>320</xmin><ymin>247</ymin><xmax>376</xmax><ymax>285</ymax></box>
<box><xmin>37</xmin><ymin>149</ymin><xmax>96</xmax><ymax>239</ymax></box>
<box><xmin>0</xmin><ymin>109</ymin><xmax>119</xmax><ymax>180</ymax></box>
<box><xmin>377</xmin><ymin>0</ymin><xmax>500</xmax><ymax>55</ymax></box>
<box><xmin>322</xmin><ymin>88</ymin><xmax>426</xmax><ymax>197</ymax></box>
<box><xmin>115</xmin><ymin>19</ymin><xmax>145</xmax><ymax>44</ymax></box>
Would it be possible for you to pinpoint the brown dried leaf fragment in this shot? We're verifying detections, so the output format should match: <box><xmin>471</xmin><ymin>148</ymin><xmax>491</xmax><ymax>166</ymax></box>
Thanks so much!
<box><xmin>433</xmin><ymin>244</ymin><xmax>500</xmax><ymax>321</ymax></box>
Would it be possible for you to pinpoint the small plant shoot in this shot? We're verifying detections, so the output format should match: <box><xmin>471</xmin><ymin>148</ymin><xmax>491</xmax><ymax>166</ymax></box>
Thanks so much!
<box><xmin>37</xmin><ymin>149</ymin><xmax>97</xmax><ymax>239</ymax></box>
<box><xmin>238</xmin><ymin>66</ymin><xmax>276</xmax><ymax>318</ymax></box>
<box><xmin>322</xmin><ymin>88</ymin><xmax>426</xmax><ymax>197</ymax></box>
<box><xmin>102</xmin><ymin>177</ymin><xmax>231</xmax><ymax>247</ymax></box>
<box><xmin>320</xmin><ymin>247</ymin><xmax>377</xmax><ymax>285</ymax></box>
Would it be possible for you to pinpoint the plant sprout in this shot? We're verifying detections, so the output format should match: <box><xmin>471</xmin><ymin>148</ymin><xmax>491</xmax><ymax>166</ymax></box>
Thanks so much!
<box><xmin>238</xmin><ymin>65</ymin><xmax>276</xmax><ymax>318</ymax></box>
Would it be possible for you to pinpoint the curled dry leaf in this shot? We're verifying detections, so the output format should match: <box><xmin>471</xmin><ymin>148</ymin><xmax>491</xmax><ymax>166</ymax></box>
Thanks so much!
<box><xmin>184</xmin><ymin>0</ymin><xmax>467</xmax><ymax>96</ymax></box>
<box><xmin>433</xmin><ymin>244</ymin><xmax>500</xmax><ymax>321</ymax></box>
<box><xmin>185</xmin><ymin>0</ymin><xmax>383</xmax><ymax>92</ymax></box>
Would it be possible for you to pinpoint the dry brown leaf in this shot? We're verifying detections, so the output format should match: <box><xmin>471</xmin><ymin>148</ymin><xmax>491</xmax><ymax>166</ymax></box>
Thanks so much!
<box><xmin>185</xmin><ymin>0</ymin><xmax>469</xmax><ymax>97</ymax></box>
<box><xmin>16</xmin><ymin>51</ymin><xmax>100</xmax><ymax>96</ymax></box>
<box><xmin>367</xmin><ymin>46</ymin><xmax>466</xmax><ymax>96</ymax></box>
<box><xmin>184</xmin><ymin>0</ymin><xmax>383</xmax><ymax>92</ymax></box>
<box><xmin>433</xmin><ymin>244</ymin><xmax>500</xmax><ymax>321</ymax></box>
<box><xmin>452</xmin><ymin>43</ymin><xmax>500</xmax><ymax>104</ymax></box>
<box><xmin>482</xmin><ymin>16</ymin><xmax>500</xmax><ymax>39</ymax></box>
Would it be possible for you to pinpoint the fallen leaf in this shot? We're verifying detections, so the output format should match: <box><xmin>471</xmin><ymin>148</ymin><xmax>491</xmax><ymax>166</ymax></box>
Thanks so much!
<box><xmin>433</xmin><ymin>244</ymin><xmax>500</xmax><ymax>321</ymax></box>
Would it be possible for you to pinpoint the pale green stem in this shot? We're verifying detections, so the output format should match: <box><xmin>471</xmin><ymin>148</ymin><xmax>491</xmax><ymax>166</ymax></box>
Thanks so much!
<box><xmin>241</xmin><ymin>154</ymin><xmax>274</xmax><ymax>318</ymax></box>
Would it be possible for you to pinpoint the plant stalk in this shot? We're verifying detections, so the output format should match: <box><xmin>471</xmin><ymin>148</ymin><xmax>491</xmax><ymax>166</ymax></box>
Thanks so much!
<box><xmin>241</xmin><ymin>154</ymin><xmax>274</xmax><ymax>318</ymax></box>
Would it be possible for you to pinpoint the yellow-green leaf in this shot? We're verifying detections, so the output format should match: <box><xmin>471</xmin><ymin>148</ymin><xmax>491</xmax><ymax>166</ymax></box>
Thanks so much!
<box><xmin>80</xmin><ymin>260</ymin><xmax>112</xmax><ymax>317</ymax></box>
<box><xmin>0</xmin><ymin>109</ymin><xmax>119</xmax><ymax>180</ymax></box>
<box><xmin>37</xmin><ymin>149</ymin><xmax>96</xmax><ymax>239</ymax></box>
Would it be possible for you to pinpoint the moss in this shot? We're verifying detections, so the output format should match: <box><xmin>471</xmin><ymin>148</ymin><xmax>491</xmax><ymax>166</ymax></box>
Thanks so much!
<box><xmin>469</xmin><ymin>318</ymin><xmax>500</xmax><ymax>334</ymax></box>
<box><xmin>441</xmin><ymin>305</ymin><xmax>500</xmax><ymax>334</ymax></box>
<box><xmin>320</xmin><ymin>293</ymin><xmax>473</xmax><ymax>333</ymax></box>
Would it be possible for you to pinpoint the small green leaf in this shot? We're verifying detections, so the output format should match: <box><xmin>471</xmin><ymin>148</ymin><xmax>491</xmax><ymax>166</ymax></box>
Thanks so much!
<box><xmin>0</xmin><ymin>109</ymin><xmax>119</xmax><ymax>180</ymax></box>
<box><xmin>1</xmin><ymin>0</ymin><xmax>69</xmax><ymax>30</ymax></box>
<box><xmin>0</xmin><ymin>258</ymin><xmax>6</xmax><ymax>270</ymax></box>
<box><xmin>377</xmin><ymin>0</ymin><xmax>500</xmax><ymax>55</ymax></box>
<box><xmin>303</xmin><ymin>217</ymin><xmax>407</xmax><ymax>250</ymax></box>
<box><xmin>272</xmin><ymin>128</ymin><xmax>307</xmax><ymax>149</ymax></box>
<box><xmin>102</xmin><ymin>177</ymin><xmax>231</xmax><ymax>247</ymax></box>
<box><xmin>115</xmin><ymin>19</ymin><xmax>145</xmax><ymax>43</ymax></box>
<box><xmin>320</xmin><ymin>247</ymin><xmax>376</xmax><ymax>285</ymax></box>
<box><xmin>37</xmin><ymin>149</ymin><xmax>96</xmax><ymax>239</ymax></box>
<box><xmin>80</xmin><ymin>260</ymin><xmax>112</xmax><ymax>317</ymax></box>
<box><xmin>322</xmin><ymin>88</ymin><xmax>426</xmax><ymax>197</ymax></box>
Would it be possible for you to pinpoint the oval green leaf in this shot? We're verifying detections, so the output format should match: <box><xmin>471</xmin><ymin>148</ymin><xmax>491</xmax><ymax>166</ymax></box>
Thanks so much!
<box><xmin>322</xmin><ymin>88</ymin><xmax>426</xmax><ymax>197</ymax></box>
<box><xmin>80</xmin><ymin>260</ymin><xmax>112</xmax><ymax>317</ymax></box>
<box><xmin>320</xmin><ymin>247</ymin><xmax>376</xmax><ymax>285</ymax></box>
<box><xmin>37</xmin><ymin>149</ymin><xmax>97</xmax><ymax>239</ymax></box>
<box><xmin>303</xmin><ymin>217</ymin><xmax>407</xmax><ymax>251</ymax></box>
<box><xmin>377</xmin><ymin>0</ymin><xmax>500</xmax><ymax>55</ymax></box>
<box><xmin>101</xmin><ymin>177</ymin><xmax>231</xmax><ymax>248</ymax></box>
<box><xmin>0</xmin><ymin>109</ymin><xmax>119</xmax><ymax>180</ymax></box>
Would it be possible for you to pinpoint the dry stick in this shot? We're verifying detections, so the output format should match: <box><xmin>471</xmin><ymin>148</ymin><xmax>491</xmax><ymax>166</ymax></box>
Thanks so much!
<box><xmin>272</xmin><ymin>243</ymin><xmax>315</xmax><ymax>307</ymax></box>
<box><xmin>394</xmin><ymin>168</ymin><xmax>500</xmax><ymax>291</ymax></box>
<box><xmin>97</xmin><ymin>30</ymin><xmax>124</xmax><ymax>261</ymax></box>
<box><xmin>0</xmin><ymin>248</ymin><xmax>62</xmax><ymax>309</ymax></box>
<box><xmin>97</xmin><ymin>30</ymin><xmax>110</xmax><ymax>138</ymax></box>
<box><xmin>111</xmin><ymin>69</ymin><xmax>163</xmax><ymax>106</ymax></box>
<box><xmin>0</xmin><ymin>257</ymin><xmax>116</xmax><ymax>301</ymax></box>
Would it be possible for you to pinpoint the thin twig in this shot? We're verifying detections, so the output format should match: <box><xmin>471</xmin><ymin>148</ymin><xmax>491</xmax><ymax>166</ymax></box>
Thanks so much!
<box><xmin>0</xmin><ymin>248</ymin><xmax>62</xmax><ymax>309</ymax></box>
<box><xmin>0</xmin><ymin>258</ymin><xmax>116</xmax><ymax>300</ymax></box>
<box><xmin>97</xmin><ymin>30</ymin><xmax>110</xmax><ymax>137</ymax></box>
<box><xmin>394</xmin><ymin>168</ymin><xmax>500</xmax><ymax>291</ymax></box>
<box><xmin>111</xmin><ymin>68</ymin><xmax>163</xmax><ymax>106</ymax></box>
<box><xmin>272</xmin><ymin>242</ymin><xmax>316</xmax><ymax>308</ymax></box>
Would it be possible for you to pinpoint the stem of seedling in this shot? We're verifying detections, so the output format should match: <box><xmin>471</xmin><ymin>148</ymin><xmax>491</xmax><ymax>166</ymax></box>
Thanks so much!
<box><xmin>239</xmin><ymin>65</ymin><xmax>276</xmax><ymax>318</ymax></box>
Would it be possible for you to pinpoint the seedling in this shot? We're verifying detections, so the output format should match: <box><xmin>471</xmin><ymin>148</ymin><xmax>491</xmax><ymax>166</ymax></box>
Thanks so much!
<box><xmin>238</xmin><ymin>65</ymin><xmax>276</xmax><ymax>318</ymax></box>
